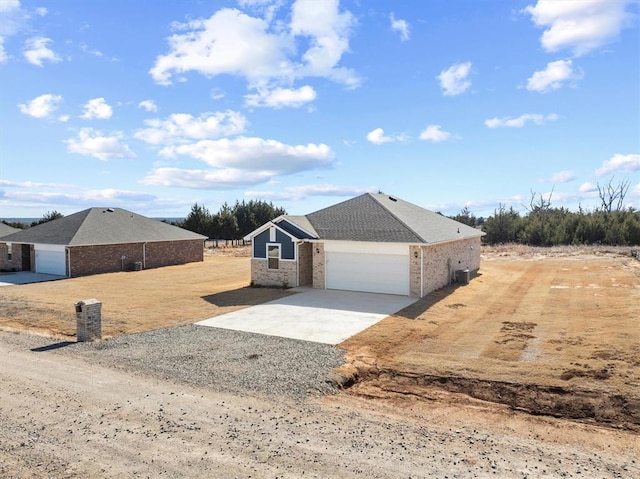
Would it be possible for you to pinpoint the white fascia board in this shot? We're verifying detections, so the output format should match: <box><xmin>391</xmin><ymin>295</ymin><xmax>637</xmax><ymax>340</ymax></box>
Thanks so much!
<box><xmin>243</xmin><ymin>221</ymin><xmax>302</xmax><ymax>243</ymax></box>
<box><xmin>243</xmin><ymin>221</ymin><xmax>276</xmax><ymax>241</ymax></box>
<box><xmin>276</xmin><ymin>218</ymin><xmax>318</xmax><ymax>239</ymax></box>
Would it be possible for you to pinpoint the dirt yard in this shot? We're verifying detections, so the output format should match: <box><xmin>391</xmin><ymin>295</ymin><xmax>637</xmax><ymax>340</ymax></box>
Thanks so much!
<box><xmin>339</xmin><ymin>245</ymin><xmax>640</xmax><ymax>429</ymax></box>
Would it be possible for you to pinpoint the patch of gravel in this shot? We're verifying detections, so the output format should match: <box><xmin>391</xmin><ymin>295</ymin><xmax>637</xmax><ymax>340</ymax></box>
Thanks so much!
<box><xmin>29</xmin><ymin>326</ymin><xmax>346</xmax><ymax>400</ymax></box>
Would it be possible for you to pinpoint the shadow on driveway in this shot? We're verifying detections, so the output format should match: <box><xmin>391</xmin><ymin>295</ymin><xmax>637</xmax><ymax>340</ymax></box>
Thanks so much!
<box><xmin>0</xmin><ymin>272</ymin><xmax>66</xmax><ymax>286</ymax></box>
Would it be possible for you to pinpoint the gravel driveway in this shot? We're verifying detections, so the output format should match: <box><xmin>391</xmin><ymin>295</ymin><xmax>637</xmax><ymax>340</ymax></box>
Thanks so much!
<box><xmin>29</xmin><ymin>325</ymin><xmax>346</xmax><ymax>400</ymax></box>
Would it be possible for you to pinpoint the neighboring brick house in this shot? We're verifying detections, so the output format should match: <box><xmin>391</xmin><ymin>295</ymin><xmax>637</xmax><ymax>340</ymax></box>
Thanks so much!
<box><xmin>0</xmin><ymin>208</ymin><xmax>206</xmax><ymax>277</ymax></box>
<box><xmin>244</xmin><ymin>193</ymin><xmax>484</xmax><ymax>298</ymax></box>
<box><xmin>0</xmin><ymin>223</ymin><xmax>21</xmax><ymax>271</ymax></box>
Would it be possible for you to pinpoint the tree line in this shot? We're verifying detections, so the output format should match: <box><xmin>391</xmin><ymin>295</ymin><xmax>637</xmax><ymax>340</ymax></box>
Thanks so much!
<box><xmin>474</xmin><ymin>180</ymin><xmax>640</xmax><ymax>246</ymax></box>
<box><xmin>178</xmin><ymin>200</ymin><xmax>286</xmax><ymax>240</ymax></box>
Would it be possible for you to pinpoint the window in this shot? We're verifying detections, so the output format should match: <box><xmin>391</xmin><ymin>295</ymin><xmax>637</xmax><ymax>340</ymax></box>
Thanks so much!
<box><xmin>267</xmin><ymin>244</ymin><xmax>280</xmax><ymax>270</ymax></box>
<box><xmin>6</xmin><ymin>243</ymin><xmax>12</xmax><ymax>261</ymax></box>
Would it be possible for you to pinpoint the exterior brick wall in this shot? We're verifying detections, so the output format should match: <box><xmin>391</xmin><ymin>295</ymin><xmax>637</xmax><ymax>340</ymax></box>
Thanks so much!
<box><xmin>251</xmin><ymin>258</ymin><xmax>297</xmax><ymax>288</ymax></box>
<box><xmin>0</xmin><ymin>243</ymin><xmax>24</xmax><ymax>271</ymax></box>
<box><xmin>69</xmin><ymin>239</ymin><xmax>204</xmax><ymax>277</ymax></box>
<box><xmin>312</xmin><ymin>242</ymin><xmax>325</xmax><ymax>289</ymax></box>
<box><xmin>298</xmin><ymin>242</ymin><xmax>313</xmax><ymax>286</ymax></box>
<box><xmin>419</xmin><ymin>237</ymin><xmax>482</xmax><ymax>296</ymax></box>
<box><xmin>145</xmin><ymin>240</ymin><xmax>203</xmax><ymax>268</ymax></box>
<box><xmin>409</xmin><ymin>245</ymin><xmax>421</xmax><ymax>297</ymax></box>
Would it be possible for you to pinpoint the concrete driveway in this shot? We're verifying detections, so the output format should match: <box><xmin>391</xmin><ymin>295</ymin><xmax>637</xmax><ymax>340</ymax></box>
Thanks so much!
<box><xmin>0</xmin><ymin>272</ymin><xmax>65</xmax><ymax>286</ymax></box>
<box><xmin>196</xmin><ymin>288</ymin><xmax>418</xmax><ymax>345</ymax></box>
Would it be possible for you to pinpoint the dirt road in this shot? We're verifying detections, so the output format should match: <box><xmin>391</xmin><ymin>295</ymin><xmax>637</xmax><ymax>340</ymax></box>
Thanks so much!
<box><xmin>1</xmin><ymin>332</ymin><xmax>638</xmax><ymax>478</ymax></box>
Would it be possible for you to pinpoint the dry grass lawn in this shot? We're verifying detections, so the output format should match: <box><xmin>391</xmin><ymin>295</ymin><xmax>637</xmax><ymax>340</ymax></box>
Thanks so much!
<box><xmin>0</xmin><ymin>246</ymin><xmax>291</xmax><ymax>339</ymax></box>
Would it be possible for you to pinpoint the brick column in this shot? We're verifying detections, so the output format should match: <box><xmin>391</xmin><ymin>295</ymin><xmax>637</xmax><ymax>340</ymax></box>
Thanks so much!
<box><xmin>75</xmin><ymin>299</ymin><xmax>102</xmax><ymax>342</ymax></box>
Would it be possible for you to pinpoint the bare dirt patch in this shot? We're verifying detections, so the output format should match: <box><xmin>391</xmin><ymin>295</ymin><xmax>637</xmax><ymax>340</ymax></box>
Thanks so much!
<box><xmin>338</xmin><ymin>245</ymin><xmax>640</xmax><ymax>429</ymax></box>
<box><xmin>0</xmin><ymin>246</ymin><xmax>292</xmax><ymax>339</ymax></box>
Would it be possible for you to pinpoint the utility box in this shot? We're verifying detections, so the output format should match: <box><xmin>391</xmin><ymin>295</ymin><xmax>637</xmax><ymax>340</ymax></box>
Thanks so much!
<box><xmin>75</xmin><ymin>298</ymin><xmax>102</xmax><ymax>342</ymax></box>
<box><xmin>456</xmin><ymin>269</ymin><xmax>470</xmax><ymax>285</ymax></box>
<box><xmin>132</xmin><ymin>261</ymin><xmax>143</xmax><ymax>271</ymax></box>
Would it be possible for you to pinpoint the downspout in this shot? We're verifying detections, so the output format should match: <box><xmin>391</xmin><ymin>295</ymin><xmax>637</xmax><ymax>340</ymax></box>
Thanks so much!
<box><xmin>420</xmin><ymin>247</ymin><xmax>424</xmax><ymax>298</ymax></box>
<box><xmin>295</xmin><ymin>242</ymin><xmax>300</xmax><ymax>287</ymax></box>
<box><xmin>66</xmin><ymin>247</ymin><xmax>71</xmax><ymax>278</ymax></box>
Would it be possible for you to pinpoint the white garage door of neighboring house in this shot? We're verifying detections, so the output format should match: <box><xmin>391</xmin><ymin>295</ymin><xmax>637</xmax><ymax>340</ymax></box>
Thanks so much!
<box><xmin>325</xmin><ymin>243</ymin><xmax>409</xmax><ymax>296</ymax></box>
<box><xmin>35</xmin><ymin>247</ymin><xmax>66</xmax><ymax>276</ymax></box>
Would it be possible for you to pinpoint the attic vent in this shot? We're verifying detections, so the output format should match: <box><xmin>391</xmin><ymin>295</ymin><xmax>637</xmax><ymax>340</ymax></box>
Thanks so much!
<box><xmin>388</xmin><ymin>196</ymin><xmax>397</xmax><ymax>202</ymax></box>
<box><xmin>106</xmin><ymin>208</ymin><xmax>114</xmax><ymax>212</ymax></box>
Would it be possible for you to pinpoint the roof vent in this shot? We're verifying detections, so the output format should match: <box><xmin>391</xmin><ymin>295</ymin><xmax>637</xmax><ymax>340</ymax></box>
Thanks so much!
<box><xmin>106</xmin><ymin>208</ymin><xmax>114</xmax><ymax>212</ymax></box>
<box><xmin>388</xmin><ymin>196</ymin><xmax>397</xmax><ymax>202</ymax></box>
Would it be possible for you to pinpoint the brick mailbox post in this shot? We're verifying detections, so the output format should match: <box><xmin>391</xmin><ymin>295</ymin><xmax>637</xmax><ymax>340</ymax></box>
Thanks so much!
<box><xmin>75</xmin><ymin>299</ymin><xmax>102</xmax><ymax>342</ymax></box>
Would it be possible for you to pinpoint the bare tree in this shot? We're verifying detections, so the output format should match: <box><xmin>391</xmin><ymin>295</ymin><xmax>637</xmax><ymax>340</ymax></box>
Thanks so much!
<box><xmin>597</xmin><ymin>178</ymin><xmax>630</xmax><ymax>213</ymax></box>
<box><xmin>524</xmin><ymin>186</ymin><xmax>554</xmax><ymax>214</ymax></box>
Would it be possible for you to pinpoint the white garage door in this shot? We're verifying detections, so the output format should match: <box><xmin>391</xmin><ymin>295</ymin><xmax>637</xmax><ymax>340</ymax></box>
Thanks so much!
<box><xmin>36</xmin><ymin>250</ymin><xmax>66</xmax><ymax>276</ymax></box>
<box><xmin>326</xmin><ymin>252</ymin><xmax>409</xmax><ymax>295</ymax></box>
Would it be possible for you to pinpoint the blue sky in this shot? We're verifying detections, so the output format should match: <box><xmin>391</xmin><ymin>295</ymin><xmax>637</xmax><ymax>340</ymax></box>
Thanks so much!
<box><xmin>1</xmin><ymin>0</ymin><xmax>639</xmax><ymax>219</ymax></box>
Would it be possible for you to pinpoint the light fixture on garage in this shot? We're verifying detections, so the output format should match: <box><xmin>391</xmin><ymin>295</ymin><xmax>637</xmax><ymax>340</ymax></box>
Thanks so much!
<box><xmin>414</xmin><ymin>251</ymin><xmax>418</xmax><ymax>258</ymax></box>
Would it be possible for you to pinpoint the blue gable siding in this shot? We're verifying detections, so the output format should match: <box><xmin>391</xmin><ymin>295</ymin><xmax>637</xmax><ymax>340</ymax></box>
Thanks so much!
<box><xmin>252</xmin><ymin>227</ymin><xmax>296</xmax><ymax>260</ymax></box>
<box><xmin>253</xmin><ymin>230</ymin><xmax>269</xmax><ymax>258</ymax></box>
<box><xmin>277</xmin><ymin>220</ymin><xmax>314</xmax><ymax>239</ymax></box>
<box><xmin>276</xmin><ymin>230</ymin><xmax>295</xmax><ymax>260</ymax></box>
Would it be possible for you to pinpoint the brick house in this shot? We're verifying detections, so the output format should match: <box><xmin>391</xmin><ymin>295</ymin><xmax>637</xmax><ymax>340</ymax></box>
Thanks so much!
<box><xmin>0</xmin><ymin>208</ymin><xmax>206</xmax><ymax>277</ymax></box>
<box><xmin>244</xmin><ymin>193</ymin><xmax>484</xmax><ymax>297</ymax></box>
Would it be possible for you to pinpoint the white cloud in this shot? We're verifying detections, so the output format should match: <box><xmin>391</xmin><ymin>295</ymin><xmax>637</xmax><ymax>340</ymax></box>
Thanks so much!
<box><xmin>0</xmin><ymin>38</ymin><xmax>7</xmax><ymax>64</ymax></box>
<box><xmin>244</xmin><ymin>85</ymin><xmax>317</xmax><ymax>108</ymax></box>
<box><xmin>524</xmin><ymin>0</ymin><xmax>634</xmax><ymax>56</ymax></box>
<box><xmin>18</xmin><ymin>93</ymin><xmax>63</xmax><ymax>118</ymax></box>
<box><xmin>138</xmin><ymin>100</ymin><xmax>158</xmax><ymax>113</ymax></box>
<box><xmin>579</xmin><ymin>182</ymin><xmax>598</xmax><ymax>193</ymax></box>
<box><xmin>160</xmin><ymin>136</ymin><xmax>334</xmax><ymax>172</ymax></box>
<box><xmin>366</xmin><ymin>127</ymin><xmax>406</xmax><ymax>145</ymax></box>
<box><xmin>437</xmin><ymin>61</ymin><xmax>472</xmax><ymax>96</ymax></box>
<box><xmin>390</xmin><ymin>13</ymin><xmax>410</xmax><ymax>41</ymax></box>
<box><xmin>290</xmin><ymin>0</ymin><xmax>359</xmax><ymax>87</ymax></box>
<box><xmin>526</xmin><ymin>59</ymin><xmax>582</xmax><ymax>93</ymax></box>
<box><xmin>150</xmin><ymin>1</ymin><xmax>359</xmax><ymax>92</ymax></box>
<box><xmin>595</xmin><ymin>153</ymin><xmax>640</xmax><ymax>176</ymax></box>
<box><xmin>150</xmin><ymin>9</ymin><xmax>289</xmax><ymax>85</ymax></box>
<box><xmin>144</xmin><ymin>136</ymin><xmax>334</xmax><ymax>189</ymax></box>
<box><xmin>23</xmin><ymin>36</ymin><xmax>61</xmax><ymax>66</ymax></box>
<box><xmin>633</xmin><ymin>183</ymin><xmax>640</xmax><ymax>198</ymax></box>
<box><xmin>35</xmin><ymin>7</ymin><xmax>47</xmax><ymax>16</ymax></box>
<box><xmin>419</xmin><ymin>125</ymin><xmax>454</xmax><ymax>142</ymax></box>
<box><xmin>66</xmin><ymin>128</ymin><xmax>135</xmax><ymax>160</ymax></box>
<box><xmin>0</xmin><ymin>0</ymin><xmax>27</xmax><ymax>37</ymax></box>
<box><xmin>134</xmin><ymin>111</ymin><xmax>247</xmax><ymax>145</ymax></box>
<box><xmin>485</xmin><ymin>113</ymin><xmax>558</xmax><ymax>128</ymax></box>
<box><xmin>81</xmin><ymin>97</ymin><xmax>113</xmax><ymax>120</ymax></box>
<box><xmin>141</xmin><ymin>167</ymin><xmax>273</xmax><ymax>189</ymax></box>
<box><xmin>210</xmin><ymin>88</ymin><xmax>225</xmax><ymax>100</ymax></box>
<box><xmin>549</xmin><ymin>170</ymin><xmax>576</xmax><ymax>183</ymax></box>
<box><xmin>58</xmin><ymin>114</ymin><xmax>69</xmax><ymax>123</ymax></box>
<box><xmin>245</xmin><ymin>184</ymin><xmax>375</xmax><ymax>201</ymax></box>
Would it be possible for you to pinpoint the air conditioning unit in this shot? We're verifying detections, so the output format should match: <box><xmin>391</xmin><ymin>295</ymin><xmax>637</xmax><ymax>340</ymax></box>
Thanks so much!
<box><xmin>132</xmin><ymin>261</ymin><xmax>143</xmax><ymax>271</ymax></box>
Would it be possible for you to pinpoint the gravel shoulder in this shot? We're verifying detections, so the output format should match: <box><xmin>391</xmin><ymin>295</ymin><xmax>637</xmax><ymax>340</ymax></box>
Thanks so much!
<box><xmin>2</xmin><ymin>329</ymin><xmax>639</xmax><ymax>478</ymax></box>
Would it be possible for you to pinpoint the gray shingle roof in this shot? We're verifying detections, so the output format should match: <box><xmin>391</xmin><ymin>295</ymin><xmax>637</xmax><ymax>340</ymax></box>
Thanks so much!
<box><xmin>0</xmin><ymin>223</ymin><xmax>21</xmax><ymax>239</ymax></box>
<box><xmin>0</xmin><ymin>208</ymin><xmax>206</xmax><ymax>246</ymax></box>
<box><xmin>303</xmin><ymin>193</ymin><xmax>483</xmax><ymax>244</ymax></box>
